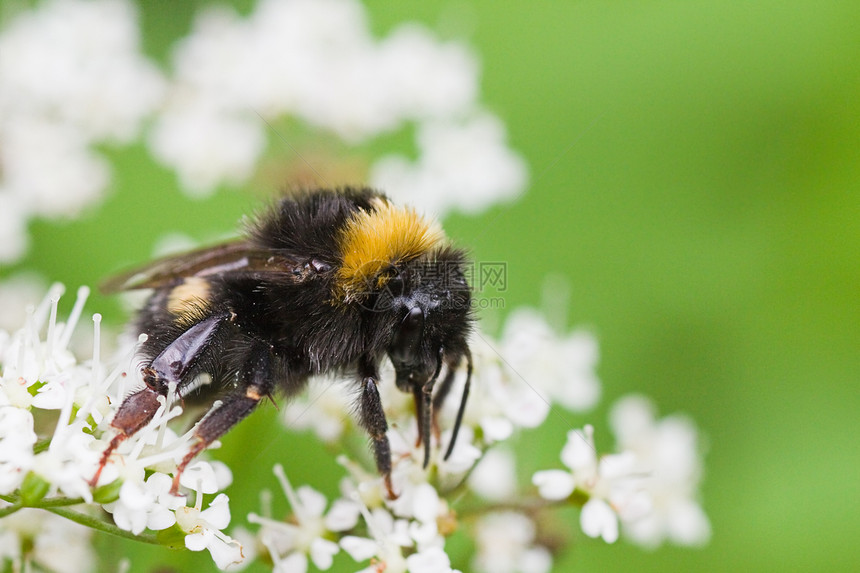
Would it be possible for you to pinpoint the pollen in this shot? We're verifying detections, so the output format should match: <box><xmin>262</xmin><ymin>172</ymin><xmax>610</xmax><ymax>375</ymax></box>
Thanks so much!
<box><xmin>336</xmin><ymin>199</ymin><xmax>443</xmax><ymax>301</ymax></box>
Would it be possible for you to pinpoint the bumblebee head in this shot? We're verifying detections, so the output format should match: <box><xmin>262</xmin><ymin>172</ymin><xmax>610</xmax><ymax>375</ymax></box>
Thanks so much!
<box><xmin>381</xmin><ymin>249</ymin><xmax>472</xmax><ymax>391</ymax></box>
<box><xmin>383</xmin><ymin>249</ymin><xmax>473</xmax><ymax>468</ymax></box>
<box><xmin>332</xmin><ymin>195</ymin><xmax>472</xmax><ymax>386</ymax></box>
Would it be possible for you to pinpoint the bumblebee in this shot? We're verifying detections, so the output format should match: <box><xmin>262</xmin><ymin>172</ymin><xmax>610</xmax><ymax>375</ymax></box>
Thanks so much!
<box><xmin>91</xmin><ymin>188</ymin><xmax>473</xmax><ymax>497</ymax></box>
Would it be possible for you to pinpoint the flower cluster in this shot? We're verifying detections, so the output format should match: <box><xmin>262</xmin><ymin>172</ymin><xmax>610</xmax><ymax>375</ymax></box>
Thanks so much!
<box><xmin>261</xmin><ymin>306</ymin><xmax>708</xmax><ymax>572</ymax></box>
<box><xmin>0</xmin><ymin>286</ymin><xmax>243</xmax><ymax>571</ymax></box>
<box><xmin>1</xmin><ymin>0</ymin><xmax>527</xmax><ymax>264</ymax></box>
<box><xmin>0</xmin><ymin>0</ymin><xmax>166</xmax><ymax>262</ymax></box>
<box><xmin>150</xmin><ymin>0</ymin><xmax>527</xmax><ymax>209</ymax></box>
<box><xmin>0</xmin><ymin>284</ymin><xmax>709</xmax><ymax>572</ymax></box>
<box><xmin>530</xmin><ymin>402</ymin><xmax>710</xmax><ymax>548</ymax></box>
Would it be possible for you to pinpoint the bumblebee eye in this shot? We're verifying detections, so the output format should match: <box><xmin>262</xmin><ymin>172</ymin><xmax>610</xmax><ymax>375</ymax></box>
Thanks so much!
<box><xmin>390</xmin><ymin>307</ymin><xmax>423</xmax><ymax>360</ymax></box>
<box><xmin>385</xmin><ymin>268</ymin><xmax>406</xmax><ymax>296</ymax></box>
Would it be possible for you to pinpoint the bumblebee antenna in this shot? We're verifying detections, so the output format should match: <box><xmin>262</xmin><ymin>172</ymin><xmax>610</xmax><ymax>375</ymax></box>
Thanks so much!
<box><xmin>443</xmin><ymin>347</ymin><xmax>472</xmax><ymax>461</ymax></box>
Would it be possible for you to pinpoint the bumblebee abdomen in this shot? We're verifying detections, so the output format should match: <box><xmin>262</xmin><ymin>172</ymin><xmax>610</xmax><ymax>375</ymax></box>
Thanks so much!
<box><xmin>165</xmin><ymin>277</ymin><xmax>212</xmax><ymax>323</ymax></box>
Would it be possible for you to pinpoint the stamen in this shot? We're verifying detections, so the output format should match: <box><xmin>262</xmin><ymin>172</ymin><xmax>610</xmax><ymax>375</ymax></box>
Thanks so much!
<box><xmin>44</xmin><ymin>291</ymin><xmax>60</xmax><ymax>363</ymax></box>
<box><xmin>49</xmin><ymin>366</ymin><xmax>78</xmax><ymax>452</ymax></box>
<box><xmin>34</xmin><ymin>283</ymin><xmax>64</xmax><ymax>331</ymax></box>
<box><xmin>273</xmin><ymin>463</ymin><xmax>306</xmax><ymax>524</ymax></box>
<box><xmin>92</xmin><ymin>313</ymin><xmax>102</xmax><ymax>391</ymax></box>
<box><xmin>58</xmin><ymin>285</ymin><xmax>90</xmax><ymax>351</ymax></box>
<box><xmin>195</xmin><ymin>480</ymin><xmax>204</xmax><ymax>511</ymax></box>
<box><xmin>155</xmin><ymin>381</ymin><xmax>178</xmax><ymax>449</ymax></box>
<box><xmin>76</xmin><ymin>333</ymin><xmax>145</xmax><ymax>423</ymax></box>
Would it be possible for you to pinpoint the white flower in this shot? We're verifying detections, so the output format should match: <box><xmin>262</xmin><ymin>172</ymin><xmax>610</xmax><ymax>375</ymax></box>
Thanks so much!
<box><xmin>580</xmin><ymin>498</ymin><xmax>619</xmax><ymax>543</ymax></box>
<box><xmin>405</xmin><ymin>546</ymin><xmax>461</xmax><ymax>573</ymax></box>
<box><xmin>609</xmin><ymin>395</ymin><xmax>711</xmax><ymax>547</ymax></box>
<box><xmin>147</xmin><ymin>102</ymin><xmax>266</xmax><ymax>197</ymax></box>
<box><xmin>376</xmin><ymin>24</ymin><xmax>477</xmax><ymax>121</ymax></box>
<box><xmin>0</xmin><ymin>403</ymin><xmax>37</xmax><ymax>494</ymax></box>
<box><xmin>247</xmin><ymin>464</ymin><xmax>350</xmax><ymax>571</ymax></box>
<box><xmin>531</xmin><ymin>469</ymin><xmax>575</xmax><ymax>501</ymax></box>
<box><xmin>0</xmin><ymin>507</ymin><xmax>95</xmax><ymax>573</ymax></box>
<box><xmin>177</xmin><ymin>493</ymin><xmax>245</xmax><ymax>570</ymax></box>
<box><xmin>282</xmin><ymin>378</ymin><xmax>355</xmax><ymax>442</ymax></box>
<box><xmin>0</xmin><ymin>0</ymin><xmax>165</xmax><ymax>142</ymax></box>
<box><xmin>533</xmin><ymin>425</ymin><xmax>652</xmax><ymax>544</ymax></box>
<box><xmin>0</xmin><ymin>285</ymin><xmax>240</xmax><ymax>570</ymax></box>
<box><xmin>339</xmin><ymin>506</ymin><xmax>411</xmax><ymax>573</ymax></box>
<box><xmin>452</xmin><ymin>337</ymin><xmax>549</xmax><ymax>440</ymax></box>
<box><xmin>141</xmin><ymin>0</ymin><xmax>523</xmax><ymax>215</ymax></box>
<box><xmin>382</xmin><ymin>425</ymin><xmax>468</xmax><ymax>530</ymax></box>
<box><xmin>0</xmin><ymin>0</ymin><xmax>165</xmax><ymax>262</ymax></box>
<box><xmin>180</xmin><ymin>460</ymin><xmax>234</xmax><ymax>494</ymax></box>
<box><xmin>31</xmin><ymin>419</ymin><xmax>102</xmax><ymax>502</ymax></box>
<box><xmin>1</xmin><ymin>116</ymin><xmax>110</xmax><ymax>218</ymax></box>
<box><xmin>472</xmin><ymin>511</ymin><xmax>552</xmax><ymax>573</ymax></box>
<box><xmin>371</xmin><ymin>112</ymin><xmax>528</xmax><ymax>215</ymax></box>
<box><xmin>0</xmin><ymin>274</ymin><xmax>46</xmax><ymax>340</ymax></box>
<box><xmin>467</xmin><ymin>446</ymin><xmax>518</xmax><ymax>501</ymax></box>
<box><xmin>500</xmin><ymin>308</ymin><xmax>600</xmax><ymax>412</ymax></box>
<box><xmin>103</xmin><ymin>473</ymin><xmax>185</xmax><ymax>534</ymax></box>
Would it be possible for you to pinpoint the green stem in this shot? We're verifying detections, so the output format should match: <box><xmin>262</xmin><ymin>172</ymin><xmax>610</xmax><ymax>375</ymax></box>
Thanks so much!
<box><xmin>33</xmin><ymin>438</ymin><xmax>52</xmax><ymax>454</ymax></box>
<box><xmin>0</xmin><ymin>503</ymin><xmax>23</xmax><ymax>518</ymax></box>
<box><xmin>44</xmin><ymin>507</ymin><xmax>161</xmax><ymax>545</ymax></box>
<box><xmin>457</xmin><ymin>490</ymin><xmax>590</xmax><ymax>520</ymax></box>
<box><xmin>1</xmin><ymin>493</ymin><xmax>89</xmax><ymax>508</ymax></box>
<box><xmin>37</xmin><ymin>496</ymin><xmax>87</xmax><ymax>507</ymax></box>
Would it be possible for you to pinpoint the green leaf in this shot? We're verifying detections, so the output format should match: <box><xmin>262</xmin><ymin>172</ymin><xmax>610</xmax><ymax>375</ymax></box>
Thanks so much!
<box><xmin>19</xmin><ymin>472</ymin><xmax>50</xmax><ymax>505</ymax></box>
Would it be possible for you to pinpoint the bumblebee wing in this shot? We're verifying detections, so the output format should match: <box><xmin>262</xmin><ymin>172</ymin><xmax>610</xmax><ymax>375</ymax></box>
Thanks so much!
<box><xmin>100</xmin><ymin>240</ymin><xmax>305</xmax><ymax>293</ymax></box>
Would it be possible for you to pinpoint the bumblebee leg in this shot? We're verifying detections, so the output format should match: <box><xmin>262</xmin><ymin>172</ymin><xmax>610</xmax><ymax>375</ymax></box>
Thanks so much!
<box><xmin>90</xmin><ymin>387</ymin><xmax>161</xmax><ymax>487</ymax></box>
<box><xmin>356</xmin><ymin>359</ymin><xmax>396</xmax><ymax>499</ymax></box>
<box><xmin>171</xmin><ymin>342</ymin><xmax>273</xmax><ymax>494</ymax></box>
<box><xmin>90</xmin><ymin>313</ymin><xmax>229</xmax><ymax>488</ymax></box>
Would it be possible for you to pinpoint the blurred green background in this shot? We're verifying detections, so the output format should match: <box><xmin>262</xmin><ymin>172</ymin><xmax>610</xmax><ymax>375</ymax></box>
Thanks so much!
<box><xmin>4</xmin><ymin>0</ymin><xmax>859</xmax><ymax>571</ymax></box>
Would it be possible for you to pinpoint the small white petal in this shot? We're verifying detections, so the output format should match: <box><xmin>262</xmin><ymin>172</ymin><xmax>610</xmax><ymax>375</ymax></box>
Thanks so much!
<box><xmin>519</xmin><ymin>546</ymin><xmax>553</xmax><ymax>573</ymax></box>
<box><xmin>146</xmin><ymin>507</ymin><xmax>177</xmax><ymax>531</ymax></box>
<box><xmin>296</xmin><ymin>485</ymin><xmax>328</xmax><ymax>518</ymax></box>
<box><xmin>184</xmin><ymin>529</ymin><xmax>211</xmax><ymax>551</ymax></box>
<box><xmin>467</xmin><ymin>447</ymin><xmax>517</xmax><ymax>501</ymax></box>
<box><xmin>209</xmin><ymin>460</ymin><xmax>234</xmax><ymax>490</ymax></box>
<box><xmin>200</xmin><ymin>494</ymin><xmax>232</xmax><ymax>530</ymax></box>
<box><xmin>598</xmin><ymin>451</ymin><xmax>638</xmax><ymax>480</ymax></box>
<box><xmin>561</xmin><ymin>427</ymin><xmax>596</xmax><ymax>472</ymax></box>
<box><xmin>580</xmin><ymin>499</ymin><xmax>618</xmax><ymax>543</ymax></box>
<box><xmin>324</xmin><ymin>498</ymin><xmax>360</xmax><ymax>532</ymax></box>
<box><xmin>480</xmin><ymin>416</ymin><xmax>514</xmax><ymax>442</ymax></box>
<box><xmin>405</xmin><ymin>546</ymin><xmax>453</xmax><ymax>573</ymax></box>
<box><xmin>340</xmin><ymin>535</ymin><xmax>378</xmax><ymax>561</ymax></box>
<box><xmin>180</xmin><ymin>460</ymin><xmax>220</xmax><ymax>493</ymax></box>
<box><xmin>274</xmin><ymin>552</ymin><xmax>307</xmax><ymax>573</ymax></box>
<box><xmin>666</xmin><ymin>500</ymin><xmax>711</xmax><ymax>546</ymax></box>
<box><xmin>408</xmin><ymin>519</ymin><xmax>440</xmax><ymax>548</ymax></box>
<box><xmin>207</xmin><ymin>535</ymin><xmax>245</xmax><ymax>570</ymax></box>
<box><xmin>531</xmin><ymin>470</ymin><xmax>575</xmax><ymax>501</ymax></box>
<box><xmin>411</xmin><ymin>483</ymin><xmax>440</xmax><ymax>523</ymax></box>
<box><xmin>309</xmin><ymin>537</ymin><xmax>339</xmax><ymax>570</ymax></box>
